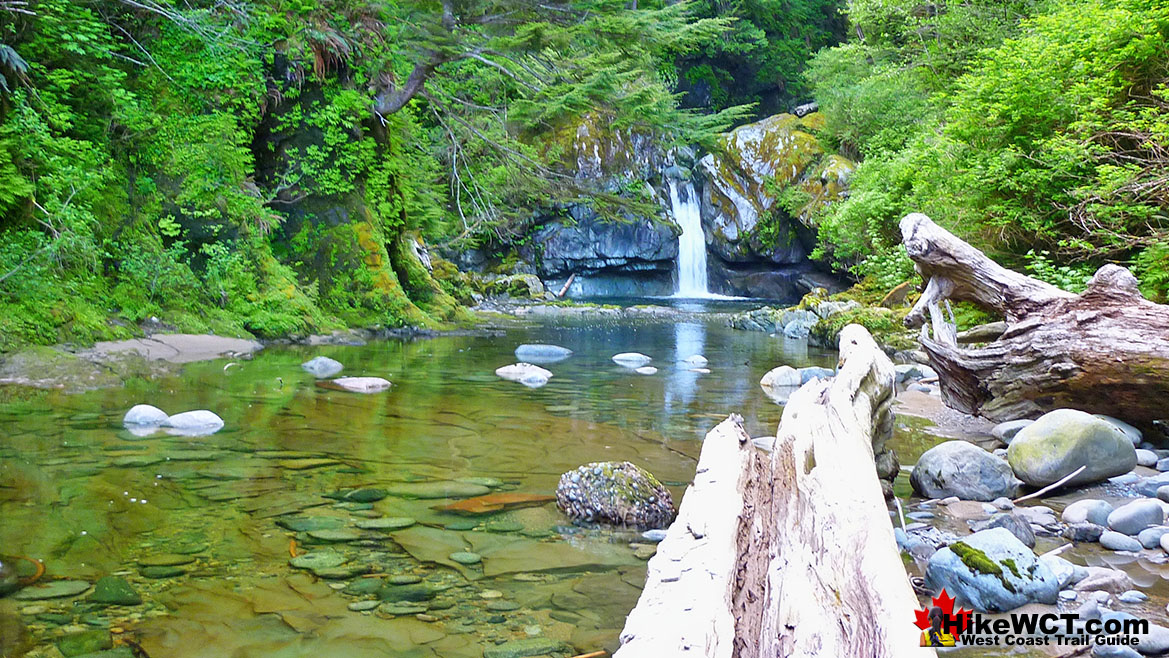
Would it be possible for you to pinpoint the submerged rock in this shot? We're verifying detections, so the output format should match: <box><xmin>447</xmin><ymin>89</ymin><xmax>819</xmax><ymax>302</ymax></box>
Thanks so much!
<box><xmin>514</xmin><ymin>344</ymin><xmax>573</xmax><ymax>364</ymax></box>
<box><xmin>88</xmin><ymin>577</ymin><xmax>141</xmax><ymax>606</ymax></box>
<box><xmin>924</xmin><ymin>528</ymin><xmax>1059</xmax><ymax>612</ymax></box>
<box><xmin>634</xmin><ymin>366</ymin><xmax>657</xmax><ymax>375</ymax></box>
<box><xmin>910</xmin><ymin>441</ymin><xmax>1021</xmax><ymax>502</ymax></box>
<box><xmin>123</xmin><ymin>404</ymin><xmax>168</xmax><ymax>427</ymax></box>
<box><xmin>1007</xmin><ymin>409</ymin><xmax>1136</xmax><ymax>487</ymax></box>
<box><xmin>325</xmin><ymin>377</ymin><xmax>392</xmax><ymax>394</ymax></box>
<box><xmin>483</xmin><ymin>637</ymin><xmax>569</xmax><ymax>658</ymax></box>
<box><xmin>495</xmin><ymin>363</ymin><xmax>553</xmax><ymax>388</ymax></box>
<box><xmin>556</xmin><ymin>461</ymin><xmax>675</xmax><ymax>529</ymax></box>
<box><xmin>301</xmin><ymin>356</ymin><xmax>343</xmax><ymax>378</ymax></box>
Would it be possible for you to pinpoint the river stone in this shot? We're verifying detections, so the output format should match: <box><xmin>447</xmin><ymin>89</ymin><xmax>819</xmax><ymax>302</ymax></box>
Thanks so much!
<box><xmin>162</xmin><ymin>410</ymin><xmax>224</xmax><ymax>435</ymax></box>
<box><xmin>289</xmin><ymin>550</ymin><xmax>346</xmax><ymax>571</ymax></box>
<box><xmin>1006</xmin><ymin>409</ymin><xmax>1137</xmax><ymax>487</ymax></box>
<box><xmin>348</xmin><ymin>600</ymin><xmax>380</xmax><ymax>612</ymax></box>
<box><xmin>514</xmin><ymin>344</ymin><xmax>573</xmax><ymax>364</ymax></box>
<box><xmin>355</xmin><ymin>517</ymin><xmax>416</xmax><ymax>531</ymax></box>
<box><xmin>556</xmin><ymin>461</ymin><xmax>675</xmax><ymax>529</ymax></box>
<box><xmin>1137</xmin><ymin>473</ymin><xmax>1169</xmax><ymax>497</ymax></box>
<box><xmin>88</xmin><ymin>577</ymin><xmax>141</xmax><ymax>606</ymax></box>
<box><xmin>388</xmin><ymin>574</ymin><xmax>422</xmax><ymax>585</ymax></box>
<box><xmin>1142</xmin><ymin>518</ymin><xmax>1169</xmax><ymax>550</ymax></box>
<box><xmin>380</xmin><ymin>603</ymin><xmax>427</xmax><ymax>615</ymax></box>
<box><xmin>611</xmin><ymin>352</ymin><xmax>652</xmax><ymax>368</ymax></box>
<box><xmin>494</xmin><ymin>363</ymin><xmax>554</xmax><ymax>389</ymax></box>
<box><xmin>486</xmin><ymin>600</ymin><xmax>521</xmax><ymax>612</ymax></box>
<box><xmin>991</xmin><ymin>419</ymin><xmax>1034</xmax><ymax>444</ymax></box>
<box><xmin>306</xmin><ymin>528</ymin><xmax>363</xmax><ymax>542</ymax></box>
<box><xmin>483</xmin><ymin>637</ymin><xmax>569</xmax><ymax>658</ymax></box>
<box><xmin>798</xmin><ymin>366</ymin><xmax>834</xmax><ymax>383</ymax></box>
<box><xmin>449</xmin><ymin>551</ymin><xmax>482</xmax><ymax>565</ymax></box>
<box><xmin>759</xmin><ymin>365</ymin><xmax>801</xmax><ymax>389</ymax></box>
<box><xmin>385</xmin><ymin>481</ymin><xmax>491</xmax><ymax>499</ymax></box>
<box><xmin>910</xmin><ymin>440</ymin><xmax>1020</xmax><ymax>501</ymax></box>
<box><xmin>1137</xmin><ymin>449</ymin><xmax>1160</xmax><ymax>468</ymax></box>
<box><xmin>122</xmin><ymin>404</ymin><xmax>168</xmax><ymax>426</ymax></box>
<box><xmin>139</xmin><ymin>566</ymin><xmax>185</xmax><ymax>579</ymax></box>
<box><xmin>329</xmin><ymin>377</ymin><xmax>392</xmax><ymax>393</ymax></box>
<box><xmin>14</xmin><ymin>580</ymin><xmax>91</xmax><ymax>600</ymax></box>
<box><xmin>1063</xmin><ymin>499</ymin><xmax>1114</xmax><ymax>526</ymax></box>
<box><xmin>681</xmin><ymin>355</ymin><xmax>708</xmax><ymax>367</ymax></box>
<box><xmin>343</xmin><ymin>578</ymin><xmax>384</xmax><ymax>596</ymax></box>
<box><xmin>58</xmin><ymin>629</ymin><xmax>112</xmax><ymax>657</ymax></box>
<box><xmin>457</xmin><ymin>476</ymin><xmax>504</xmax><ymax>487</ymax></box>
<box><xmin>1096</xmin><ymin>415</ymin><xmax>1142</xmax><ymax>445</ymax></box>
<box><xmin>276</xmin><ymin>516</ymin><xmax>345</xmax><ymax>532</ymax></box>
<box><xmin>137</xmin><ymin>554</ymin><xmax>195</xmax><ymax>567</ymax></box>
<box><xmin>312</xmin><ymin>564</ymin><xmax>371</xmax><ymax>579</ymax></box>
<box><xmin>1101</xmin><ymin>531</ymin><xmax>1143</xmax><ymax>552</ymax></box>
<box><xmin>1107</xmin><ymin>499</ymin><xmax>1164</xmax><ymax>535</ymax></box>
<box><xmin>324</xmin><ymin>488</ymin><xmax>387</xmax><ymax>503</ymax></box>
<box><xmin>970</xmin><ymin>512</ymin><xmax>1035</xmax><ymax>548</ymax></box>
<box><xmin>301</xmin><ymin>356</ymin><xmax>343</xmax><ymax>378</ymax></box>
<box><xmin>924</xmin><ymin>527</ymin><xmax>1059</xmax><ymax>612</ymax></box>
<box><xmin>1064</xmin><ymin>522</ymin><xmax>1106</xmax><ymax>543</ymax></box>
<box><xmin>378</xmin><ymin>583</ymin><xmax>439</xmax><ymax>602</ymax></box>
<box><xmin>634</xmin><ymin>366</ymin><xmax>657</xmax><ymax>375</ymax></box>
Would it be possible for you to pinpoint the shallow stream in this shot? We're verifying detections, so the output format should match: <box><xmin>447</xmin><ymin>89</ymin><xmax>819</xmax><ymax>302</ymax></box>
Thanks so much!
<box><xmin>1</xmin><ymin>306</ymin><xmax>840</xmax><ymax>657</ymax></box>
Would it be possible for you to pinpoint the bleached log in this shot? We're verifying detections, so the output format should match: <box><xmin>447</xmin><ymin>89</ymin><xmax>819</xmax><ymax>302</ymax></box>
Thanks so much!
<box><xmin>901</xmin><ymin>212</ymin><xmax>1169</xmax><ymax>426</ymax></box>
<box><xmin>615</xmin><ymin>326</ymin><xmax>931</xmax><ymax>658</ymax></box>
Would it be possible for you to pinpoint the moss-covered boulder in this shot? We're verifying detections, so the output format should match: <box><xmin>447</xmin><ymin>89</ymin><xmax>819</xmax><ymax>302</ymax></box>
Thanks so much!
<box><xmin>925</xmin><ymin>528</ymin><xmax>1059</xmax><ymax>612</ymax></box>
<box><xmin>1006</xmin><ymin>409</ymin><xmax>1136</xmax><ymax>487</ymax></box>
<box><xmin>556</xmin><ymin>461</ymin><xmax>675</xmax><ymax>529</ymax></box>
<box><xmin>484</xmin><ymin>274</ymin><xmax>546</xmax><ymax>299</ymax></box>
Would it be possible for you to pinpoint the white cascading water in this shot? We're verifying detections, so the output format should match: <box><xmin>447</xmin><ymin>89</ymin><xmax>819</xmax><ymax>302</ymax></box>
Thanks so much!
<box><xmin>668</xmin><ymin>179</ymin><xmax>710</xmax><ymax>297</ymax></box>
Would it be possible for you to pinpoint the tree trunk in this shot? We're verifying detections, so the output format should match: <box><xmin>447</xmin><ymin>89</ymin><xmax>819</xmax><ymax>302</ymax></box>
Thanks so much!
<box><xmin>616</xmin><ymin>325</ymin><xmax>929</xmax><ymax>658</ymax></box>
<box><xmin>900</xmin><ymin>212</ymin><xmax>1169</xmax><ymax>428</ymax></box>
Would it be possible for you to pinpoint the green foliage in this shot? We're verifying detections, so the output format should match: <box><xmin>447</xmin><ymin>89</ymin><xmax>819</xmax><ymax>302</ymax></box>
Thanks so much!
<box><xmin>1023</xmin><ymin>250</ymin><xmax>1095</xmax><ymax>293</ymax></box>
<box><xmin>679</xmin><ymin>0</ymin><xmax>848</xmax><ymax>113</ymax></box>
<box><xmin>807</xmin><ymin>0</ymin><xmax>1169</xmax><ymax>299</ymax></box>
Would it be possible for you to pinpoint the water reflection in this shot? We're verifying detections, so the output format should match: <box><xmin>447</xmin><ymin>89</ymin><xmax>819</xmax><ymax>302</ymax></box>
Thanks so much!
<box><xmin>0</xmin><ymin>313</ymin><xmax>836</xmax><ymax>657</ymax></box>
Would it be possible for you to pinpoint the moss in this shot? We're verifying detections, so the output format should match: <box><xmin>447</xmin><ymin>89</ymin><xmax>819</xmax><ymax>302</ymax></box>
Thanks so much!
<box><xmin>950</xmin><ymin>541</ymin><xmax>1016</xmax><ymax>593</ymax></box>
<box><xmin>1000</xmin><ymin>558</ymin><xmax>1022</xmax><ymax>579</ymax></box>
<box><xmin>810</xmin><ymin>306</ymin><xmax>916</xmax><ymax>351</ymax></box>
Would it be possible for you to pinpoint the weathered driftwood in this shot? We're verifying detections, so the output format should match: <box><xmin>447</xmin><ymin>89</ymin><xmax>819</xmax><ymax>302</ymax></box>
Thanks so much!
<box><xmin>615</xmin><ymin>325</ymin><xmax>930</xmax><ymax>658</ymax></box>
<box><xmin>901</xmin><ymin>213</ymin><xmax>1169</xmax><ymax>426</ymax></box>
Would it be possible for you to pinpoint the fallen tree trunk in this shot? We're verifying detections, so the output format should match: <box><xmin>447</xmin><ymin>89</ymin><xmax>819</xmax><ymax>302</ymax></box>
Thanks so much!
<box><xmin>616</xmin><ymin>325</ymin><xmax>929</xmax><ymax>658</ymax></box>
<box><xmin>901</xmin><ymin>213</ymin><xmax>1169</xmax><ymax>427</ymax></box>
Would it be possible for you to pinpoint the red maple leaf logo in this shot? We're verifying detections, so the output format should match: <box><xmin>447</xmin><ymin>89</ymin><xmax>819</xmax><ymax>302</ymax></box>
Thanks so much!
<box><xmin>914</xmin><ymin>589</ymin><xmax>972</xmax><ymax>634</ymax></box>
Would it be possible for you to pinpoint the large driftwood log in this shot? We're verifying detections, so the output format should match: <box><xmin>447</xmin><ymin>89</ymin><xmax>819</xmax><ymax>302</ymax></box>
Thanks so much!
<box><xmin>615</xmin><ymin>325</ymin><xmax>930</xmax><ymax>658</ymax></box>
<box><xmin>901</xmin><ymin>213</ymin><xmax>1169</xmax><ymax>426</ymax></box>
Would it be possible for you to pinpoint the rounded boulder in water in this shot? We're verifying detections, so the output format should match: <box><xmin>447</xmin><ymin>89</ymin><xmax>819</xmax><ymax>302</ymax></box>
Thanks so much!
<box><xmin>513</xmin><ymin>344</ymin><xmax>573</xmax><ymax>364</ymax></box>
<box><xmin>495</xmin><ymin>363</ymin><xmax>552</xmax><ymax>388</ymax></box>
<box><xmin>123</xmin><ymin>404</ymin><xmax>168</xmax><ymax>427</ymax></box>
<box><xmin>612</xmin><ymin>353</ymin><xmax>652</xmax><ymax>368</ymax></box>
<box><xmin>1006</xmin><ymin>408</ymin><xmax>1136</xmax><ymax>487</ymax></box>
<box><xmin>162</xmin><ymin>410</ymin><xmax>224</xmax><ymax>436</ymax></box>
<box><xmin>301</xmin><ymin>356</ymin><xmax>343</xmax><ymax>378</ymax></box>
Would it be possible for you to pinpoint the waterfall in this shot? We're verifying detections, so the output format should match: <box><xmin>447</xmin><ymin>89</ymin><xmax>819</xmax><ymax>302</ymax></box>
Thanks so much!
<box><xmin>668</xmin><ymin>179</ymin><xmax>710</xmax><ymax>297</ymax></box>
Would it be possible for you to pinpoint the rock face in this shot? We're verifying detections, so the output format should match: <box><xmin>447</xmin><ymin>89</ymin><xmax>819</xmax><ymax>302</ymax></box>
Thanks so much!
<box><xmin>556</xmin><ymin>461</ymin><xmax>675</xmax><ymax>529</ymax></box>
<box><xmin>910</xmin><ymin>441</ymin><xmax>1021</xmax><ymax>502</ymax></box>
<box><xmin>924</xmin><ymin>528</ymin><xmax>1060</xmax><ymax>612</ymax></box>
<box><xmin>1006</xmin><ymin>409</ymin><xmax>1137</xmax><ymax>487</ymax></box>
<box><xmin>697</xmin><ymin>113</ymin><xmax>854</xmax><ymax>297</ymax></box>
